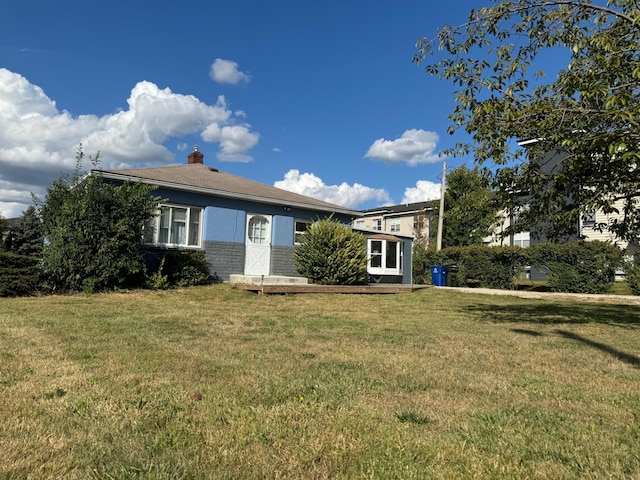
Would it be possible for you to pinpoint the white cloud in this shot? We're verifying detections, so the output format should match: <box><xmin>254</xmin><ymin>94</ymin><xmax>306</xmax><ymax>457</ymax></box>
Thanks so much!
<box><xmin>401</xmin><ymin>180</ymin><xmax>441</xmax><ymax>204</ymax></box>
<box><xmin>274</xmin><ymin>169</ymin><xmax>391</xmax><ymax>209</ymax></box>
<box><xmin>201</xmin><ymin>124</ymin><xmax>259</xmax><ymax>162</ymax></box>
<box><xmin>0</xmin><ymin>68</ymin><xmax>259</xmax><ymax>218</ymax></box>
<box><xmin>365</xmin><ymin>129</ymin><xmax>444</xmax><ymax>166</ymax></box>
<box><xmin>209</xmin><ymin>58</ymin><xmax>251</xmax><ymax>85</ymax></box>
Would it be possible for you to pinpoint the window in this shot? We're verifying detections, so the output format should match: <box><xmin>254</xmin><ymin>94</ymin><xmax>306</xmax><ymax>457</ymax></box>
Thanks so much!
<box><xmin>247</xmin><ymin>215</ymin><xmax>269</xmax><ymax>245</ymax></box>
<box><xmin>294</xmin><ymin>220</ymin><xmax>311</xmax><ymax>244</ymax></box>
<box><xmin>372</xmin><ymin>219</ymin><xmax>382</xmax><ymax>231</ymax></box>
<box><xmin>390</xmin><ymin>218</ymin><xmax>401</xmax><ymax>232</ymax></box>
<box><xmin>370</xmin><ymin>240</ymin><xmax>383</xmax><ymax>268</ymax></box>
<box><xmin>582</xmin><ymin>210</ymin><xmax>596</xmax><ymax>228</ymax></box>
<box><xmin>367</xmin><ymin>238</ymin><xmax>403</xmax><ymax>275</ymax></box>
<box><xmin>145</xmin><ymin>204</ymin><xmax>202</xmax><ymax>247</ymax></box>
<box><xmin>512</xmin><ymin>232</ymin><xmax>530</xmax><ymax>248</ymax></box>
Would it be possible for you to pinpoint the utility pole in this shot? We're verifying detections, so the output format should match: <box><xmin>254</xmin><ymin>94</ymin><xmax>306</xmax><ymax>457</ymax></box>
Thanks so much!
<box><xmin>436</xmin><ymin>160</ymin><xmax>446</xmax><ymax>251</ymax></box>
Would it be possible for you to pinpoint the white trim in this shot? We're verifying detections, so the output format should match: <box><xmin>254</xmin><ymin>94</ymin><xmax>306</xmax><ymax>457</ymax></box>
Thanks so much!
<box><xmin>367</xmin><ymin>238</ymin><xmax>403</xmax><ymax>276</ymax></box>
<box><xmin>144</xmin><ymin>203</ymin><xmax>203</xmax><ymax>248</ymax></box>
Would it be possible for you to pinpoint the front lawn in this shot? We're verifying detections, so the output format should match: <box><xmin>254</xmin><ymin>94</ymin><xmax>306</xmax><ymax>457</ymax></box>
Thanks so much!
<box><xmin>1</xmin><ymin>285</ymin><xmax>638</xmax><ymax>478</ymax></box>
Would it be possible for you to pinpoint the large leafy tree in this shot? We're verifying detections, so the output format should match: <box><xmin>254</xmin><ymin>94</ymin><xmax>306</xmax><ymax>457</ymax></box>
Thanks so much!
<box><xmin>39</xmin><ymin>146</ymin><xmax>160</xmax><ymax>292</ymax></box>
<box><xmin>442</xmin><ymin>165</ymin><xmax>499</xmax><ymax>247</ymax></box>
<box><xmin>414</xmin><ymin>0</ymin><xmax>640</xmax><ymax>241</ymax></box>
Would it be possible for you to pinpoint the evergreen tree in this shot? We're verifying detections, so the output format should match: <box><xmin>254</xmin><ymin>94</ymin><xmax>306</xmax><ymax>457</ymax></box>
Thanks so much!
<box><xmin>0</xmin><ymin>215</ymin><xmax>6</xmax><ymax>251</ymax></box>
<box><xmin>295</xmin><ymin>217</ymin><xmax>367</xmax><ymax>285</ymax></box>
<box><xmin>5</xmin><ymin>206</ymin><xmax>43</xmax><ymax>257</ymax></box>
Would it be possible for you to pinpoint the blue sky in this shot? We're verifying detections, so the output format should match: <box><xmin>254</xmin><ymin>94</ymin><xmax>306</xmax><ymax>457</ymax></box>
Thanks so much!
<box><xmin>0</xmin><ymin>0</ymin><xmax>532</xmax><ymax>217</ymax></box>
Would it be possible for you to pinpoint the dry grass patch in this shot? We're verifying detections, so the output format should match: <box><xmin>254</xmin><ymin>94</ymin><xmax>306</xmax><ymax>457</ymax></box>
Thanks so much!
<box><xmin>0</xmin><ymin>286</ymin><xmax>639</xmax><ymax>478</ymax></box>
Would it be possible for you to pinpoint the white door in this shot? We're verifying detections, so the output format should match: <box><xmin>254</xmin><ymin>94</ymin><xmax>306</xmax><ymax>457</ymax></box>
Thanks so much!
<box><xmin>244</xmin><ymin>214</ymin><xmax>271</xmax><ymax>275</ymax></box>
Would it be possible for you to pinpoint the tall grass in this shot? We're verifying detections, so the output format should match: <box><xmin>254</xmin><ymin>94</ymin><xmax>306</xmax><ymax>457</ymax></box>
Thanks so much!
<box><xmin>1</xmin><ymin>285</ymin><xmax>639</xmax><ymax>478</ymax></box>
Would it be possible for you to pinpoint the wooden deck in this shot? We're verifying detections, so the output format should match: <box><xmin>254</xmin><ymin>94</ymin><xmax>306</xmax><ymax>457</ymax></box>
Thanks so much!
<box><xmin>234</xmin><ymin>283</ymin><xmax>431</xmax><ymax>295</ymax></box>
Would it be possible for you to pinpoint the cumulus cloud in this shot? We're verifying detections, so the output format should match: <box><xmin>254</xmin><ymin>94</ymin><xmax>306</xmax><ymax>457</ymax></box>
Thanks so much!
<box><xmin>274</xmin><ymin>169</ymin><xmax>391</xmax><ymax>209</ymax></box>
<box><xmin>0</xmin><ymin>68</ymin><xmax>259</xmax><ymax>218</ymax></box>
<box><xmin>201</xmin><ymin>124</ymin><xmax>259</xmax><ymax>162</ymax></box>
<box><xmin>209</xmin><ymin>58</ymin><xmax>251</xmax><ymax>85</ymax></box>
<box><xmin>365</xmin><ymin>129</ymin><xmax>444</xmax><ymax>166</ymax></box>
<box><xmin>401</xmin><ymin>180</ymin><xmax>441</xmax><ymax>204</ymax></box>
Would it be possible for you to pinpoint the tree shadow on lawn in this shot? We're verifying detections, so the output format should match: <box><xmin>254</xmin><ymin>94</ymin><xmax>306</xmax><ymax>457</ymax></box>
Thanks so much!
<box><xmin>464</xmin><ymin>301</ymin><xmax>640</xmax><ymax>328</ymax></box>
<box><xmin>508</xmin><ymin>327</ymin><xmax>640</xmax><ymax>368</ymax></box>
<box><xmin>464</xmin><ymin>301</ymin><xmax>640</xmax><ymax>367</ymax></box>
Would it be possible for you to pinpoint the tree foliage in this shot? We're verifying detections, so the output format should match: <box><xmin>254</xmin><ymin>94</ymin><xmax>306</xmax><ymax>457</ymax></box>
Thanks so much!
<box><xmin>442</xmin><ymin>165</ymin><xmax>499</xmax><ymax>247</ymax></box>
<box><xmin>4</xmin><ymin>206</ymin><xmax>44</xmax><ymax>257</ymax></box>
<box><xmin>39</xmin><ymin>146</ymin><xmax>160</xmax><ymax>293</ymax></box>
<box><xmin>414</xmin><ymin>0</ymin><xmax>640</xmax><ymax>241</ymax></box>
<box><xmin>294</xmin><ymin>217</ymin><xmax>368</xmax><ymax>285</ymax></box>
<box><xmin>0</xmin><ymin>251</ymin><xmax>41</xmax><ymax>297</ymax></box>
<box><xmin>0</xmin><ymin>215</ymin><xmax>7</xmax><ymax>251</ymax></box>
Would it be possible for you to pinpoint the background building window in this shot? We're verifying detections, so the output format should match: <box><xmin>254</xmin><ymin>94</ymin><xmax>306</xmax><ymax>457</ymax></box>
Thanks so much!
<box><xmin>390</xmin><ymin>218</ymin><xmax>400</xmax><ymax>232</ymax></box>
<box><xmin>372</xmin><ymin>219</ymin><xmax>382</xmax><ymax>231</ymax></box>
<box><xmin>582</xmin><ymin>210</ymin><xmax>596</xmax><ymax>228</ymax></box>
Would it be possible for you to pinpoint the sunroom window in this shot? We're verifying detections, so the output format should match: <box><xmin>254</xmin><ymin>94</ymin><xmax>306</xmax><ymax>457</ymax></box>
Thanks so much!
<box><xmin>145</xmin><ymin>204</ymin><xmax>203</xmax><ymax>247</ymax></box>
<box><xmin>367</xmin><ymin>237</ymin><xmax>403</xmax><ymax>275</ymax></box>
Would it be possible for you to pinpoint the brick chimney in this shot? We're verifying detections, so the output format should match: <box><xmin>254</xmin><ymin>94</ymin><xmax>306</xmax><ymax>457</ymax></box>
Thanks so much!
<box><xmin>188</xmin><ymin>145</ymin><xmax>204</xmax><ymax>164</ymax></box>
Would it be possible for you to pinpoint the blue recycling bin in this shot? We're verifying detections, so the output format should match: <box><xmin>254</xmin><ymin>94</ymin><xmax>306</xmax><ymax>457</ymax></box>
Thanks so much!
<box><xmin>430</xmin><ymin>265</ymin><xmax>448</xmax><ymax>286</ymax></box>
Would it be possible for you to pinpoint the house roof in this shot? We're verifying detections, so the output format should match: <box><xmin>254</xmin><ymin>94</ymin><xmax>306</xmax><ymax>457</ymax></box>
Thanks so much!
<box><xmin>93</xmin><ymin>164</ymin><xmax>361</xmax><ymax>217</ymax></box>
<box><xmin>360</xmin><ymin>201</ymin><xmax>434</xmax><ymax>217</ymax></box>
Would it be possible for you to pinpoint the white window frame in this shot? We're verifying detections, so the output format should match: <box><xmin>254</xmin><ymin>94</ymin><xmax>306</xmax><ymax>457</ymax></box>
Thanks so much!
<box><xmin>145</xmin><ymin>204</ymin><xmax>203</xmax><ymax>248</ymax></box>
<box><xmin>367</xmin><ymin>238</ymin><xmax>403</xmax><ymax>275</ymax></box>
<box><xmin>294</xmin><ymin>219</ymin><xmax>312</xmax><ymax>245</ymax></box>
<box><xmin>372</xmin><ymin>219</ymin><xmax>382</xmax><ymax>231</ymax></box>
<box><xmin>390</xmin><ymin>218</ymin><xmax>401</xmax><ymax>232</ymax></box>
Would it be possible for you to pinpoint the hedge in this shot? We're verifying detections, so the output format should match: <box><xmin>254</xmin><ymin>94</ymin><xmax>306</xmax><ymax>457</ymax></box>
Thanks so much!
<box><xmin>413</xmin><ymin>240</ymin><xmax>623</xmax><ymax>294</ymax></box>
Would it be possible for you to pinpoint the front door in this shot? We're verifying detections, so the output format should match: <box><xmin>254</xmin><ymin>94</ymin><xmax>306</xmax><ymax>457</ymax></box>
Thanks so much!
<box><xmin>244</xmin><ymin>214</ymin><xmax>271</xmax><ymax>275</ymax></box>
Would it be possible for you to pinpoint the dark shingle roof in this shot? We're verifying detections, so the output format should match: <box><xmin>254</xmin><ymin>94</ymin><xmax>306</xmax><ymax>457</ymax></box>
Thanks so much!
<box><xmin>360</xmin><ymin>201</ymin><xmax>434</xmax><ymax>216</ymax></box>
<box><xmin>94</xmin><ymin>164</ymin><xmax>360</xmax><ymax>216</ymax></box>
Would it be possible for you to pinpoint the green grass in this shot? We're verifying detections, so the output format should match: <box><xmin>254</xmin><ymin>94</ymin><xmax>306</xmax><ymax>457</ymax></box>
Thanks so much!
<box><xmin>1</xmin><ymin>285</ymin><xmax>639</xmax><ymax>479</ymax></box>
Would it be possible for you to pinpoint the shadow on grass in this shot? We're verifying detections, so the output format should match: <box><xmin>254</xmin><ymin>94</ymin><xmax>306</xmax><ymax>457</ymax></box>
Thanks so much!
<box><xmin>509</xmin><ymin>328</ymin><xmax>640</xmax><ymax>368</ymax></box>
<box><xmin>466</xmin><ymin>302</ymin><xmax>640</xmax><ymax>327</ymax></box>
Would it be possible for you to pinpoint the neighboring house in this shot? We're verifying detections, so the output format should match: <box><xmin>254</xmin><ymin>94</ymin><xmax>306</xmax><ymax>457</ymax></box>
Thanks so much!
<box><xmin>486</xmin><ymin>141</ymin><xmax>638</xmax><ymax>279</ymax></box>
<box><xmin>93</xmin><ymin>147</ymin><xmax>414</xmax><ymax>284</ymax></box>
<box><xmin>355</xmin><ymin>202</ymin><xmax>434</xmax><ymax>248</ymax></box>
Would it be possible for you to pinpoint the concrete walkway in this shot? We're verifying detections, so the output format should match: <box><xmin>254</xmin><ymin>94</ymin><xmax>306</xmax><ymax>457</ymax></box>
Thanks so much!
<box><xmin>433</xmin><ymin>286</ymin><xmax>640</xmax><ymax>306</ymax></box>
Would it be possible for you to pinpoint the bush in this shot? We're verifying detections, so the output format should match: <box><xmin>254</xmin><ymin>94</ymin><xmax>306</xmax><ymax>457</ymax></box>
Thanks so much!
<box><xmin>147</xmin><ymin>251</ymin><xmax>211</xmax><ymax>289</ymax></box>
<box><xmin>625</xmin><ymin>260</ymin><xmax>640</xmax><ymax>296</ymax></box>
<box><xmin>39</xmin><ymin>147</ymin><xmax>160</xmax><ymax>293</ymax></box>
<box><xmin>295</xmin><ymin>218</ymin><xmax>367</xmax><ymax>285</ymax></box>
<box><xmin>529</xmin><ymin>241</ymin><xmax>622</xmax><ymax>294</ymax></box>
<box><xmin>412</xmin><ymin>244</ymin><xmax>528</xmax><ymax>288</ymax></box>
<box><xmin>412</xmin><ymin>246</ymin><xmax>445</xmax><ymax>284</ymax></box>
<box><xmin>0</xmin><ymin>251</ymin><xmax>40</xmax><ymax>296</ymax></box>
